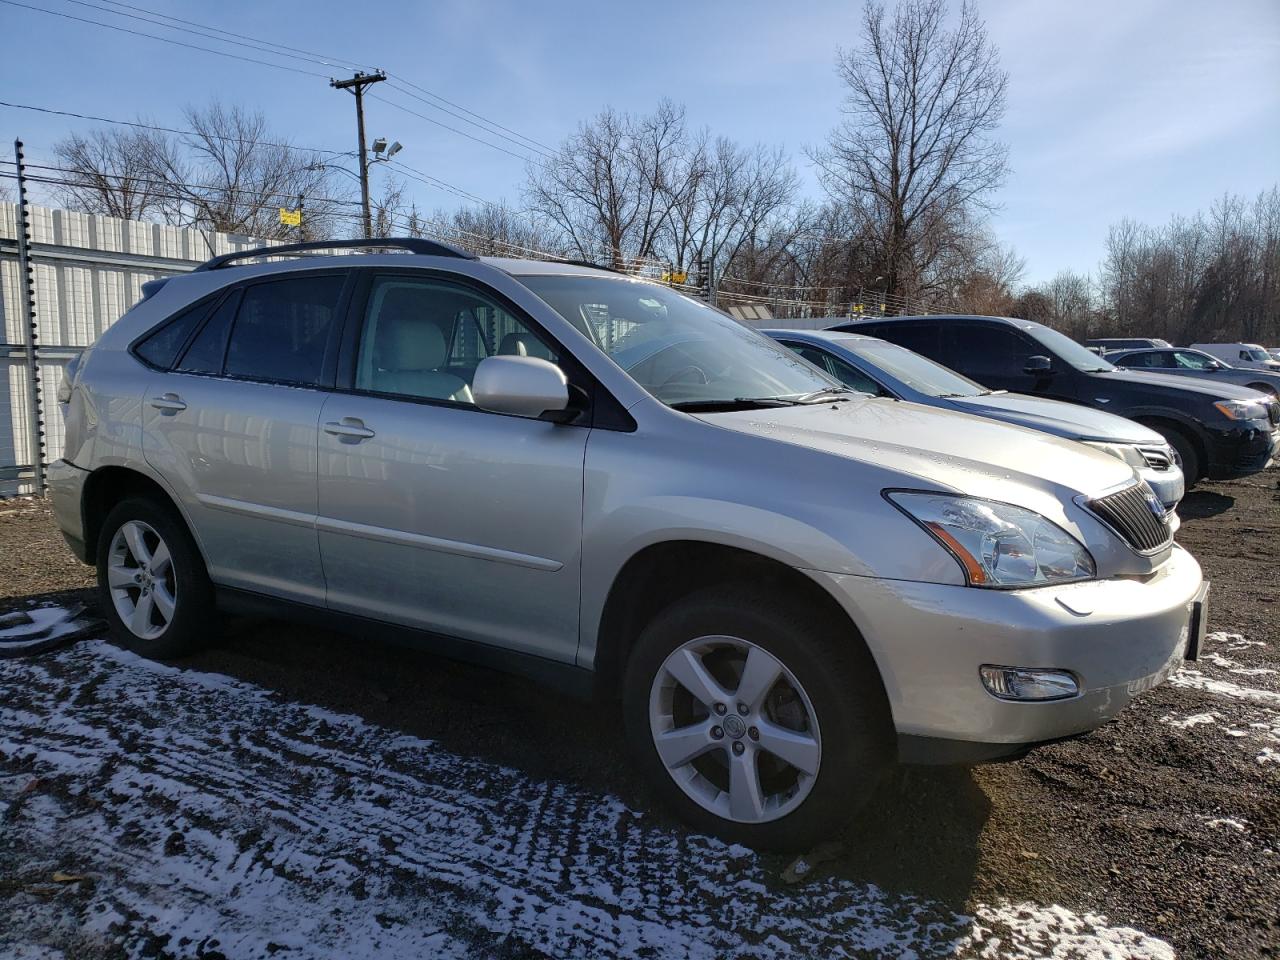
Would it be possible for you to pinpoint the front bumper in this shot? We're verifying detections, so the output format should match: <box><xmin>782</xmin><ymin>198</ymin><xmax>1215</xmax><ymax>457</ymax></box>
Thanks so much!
<box><xmin>46</xmin><ymin>459</ymin><xmax>91</xmax><ymax>563</ymax></box>
<box><xmin>810</xmin><ymin>544</ymin><xmax>1204</xmax><ymax>750</ymax></box>
<box><xmin>1204</xmin><ymin>421</ymin><xmax>1279</xmax><ymax>479</ymax></box>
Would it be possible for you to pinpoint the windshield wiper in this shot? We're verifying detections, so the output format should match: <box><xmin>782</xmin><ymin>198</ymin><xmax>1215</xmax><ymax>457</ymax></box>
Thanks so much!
<box><xmin>670</xmin><ymin>396</ymin><xmax>808</xmax><ymax>411</ymax></box>
<box><xmin>792</xmin><ymin>387</ymin><xmax>857</xmax><ymax>403</ymax></box>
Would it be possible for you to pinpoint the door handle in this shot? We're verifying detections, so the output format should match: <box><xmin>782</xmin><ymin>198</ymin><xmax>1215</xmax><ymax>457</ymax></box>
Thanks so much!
<box><xmin>150</xmin><ymin>392</ymin><xmax>187</xmax><ymax>412</ymax></box>
<box><xmin>324</xmin><ymin>418</ymin><xmax>376</xmax><ymax>442</ymax></box>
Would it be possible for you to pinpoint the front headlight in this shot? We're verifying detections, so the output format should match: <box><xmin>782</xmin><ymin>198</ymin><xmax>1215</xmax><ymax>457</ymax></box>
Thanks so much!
<box><xmin>886</xmin><ymin>491</ymin><xmax>1096</xmax><ymax>588</ymax></box>
<box><xmin>1081</xmin><ymin>441</ymin><xmax>1147</xmax><ymax>470</ymax></box>
<box><xmin>1214</xmin><ymin>399</ymin><xmax>1269</xmax><ymax>421</ymax></box>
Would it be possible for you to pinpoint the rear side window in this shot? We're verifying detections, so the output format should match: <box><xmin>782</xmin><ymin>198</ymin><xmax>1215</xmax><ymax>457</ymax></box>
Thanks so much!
<box><xmin>861</xmin><ymin>322</ymin><xmax>942</xmax><ymax>360</ymax></box>
<box><xmin>134</xmin><ymin>302</ymin><xmax>209</xmax><ymax>369</ymax></box>
<box><xmin>177</xmin><ymin>294</ymin><xmax>237</xmax><ymax>375</ymax></box>
<box><xmin>225</xmin><ymin>275</ymin><xmax>345</xmax><ymax>386</ymax></box>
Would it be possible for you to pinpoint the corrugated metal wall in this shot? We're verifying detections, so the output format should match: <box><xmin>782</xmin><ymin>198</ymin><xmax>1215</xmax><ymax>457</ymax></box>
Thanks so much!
<box><xmin>0</xmin><ymin>201</ymin><xmax>268</xmax><ymax>496</ymax></box>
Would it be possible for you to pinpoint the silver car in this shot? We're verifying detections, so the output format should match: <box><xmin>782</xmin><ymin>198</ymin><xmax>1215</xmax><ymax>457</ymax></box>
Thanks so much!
<box><xmin>48</xmin><ymin>239</ymin><xmax>1209</xmax><ymax>849</ymax></box>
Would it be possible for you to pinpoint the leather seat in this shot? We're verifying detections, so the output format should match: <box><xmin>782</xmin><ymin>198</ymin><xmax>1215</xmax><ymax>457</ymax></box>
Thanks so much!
<box><xmin>498</xmin><ymin>331</ymin><xmax>553</xmax><ymax>361</ymax></box>
<box><xmin>371</xmin><ymin>293</ymin><xmax>473</xmax><ymax>403</ymax></box>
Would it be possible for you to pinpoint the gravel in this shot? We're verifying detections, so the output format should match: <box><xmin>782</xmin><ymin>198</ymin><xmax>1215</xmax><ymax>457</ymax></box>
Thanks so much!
<box><xmin>0</xmin><ymin>472</ymin><xmax>1276</xmax><ymax>958</ymax></box>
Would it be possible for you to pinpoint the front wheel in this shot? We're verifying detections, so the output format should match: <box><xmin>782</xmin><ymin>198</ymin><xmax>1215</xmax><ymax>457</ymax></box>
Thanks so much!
<box><xmin>96</xmin><ymin>497</ymin><xmax>216</xmax><ymax>659</ymax></box>
<box><xmin>622</xmin><ymin>585</ymin><xmax>892</xmax><ymax>850</ymax></box>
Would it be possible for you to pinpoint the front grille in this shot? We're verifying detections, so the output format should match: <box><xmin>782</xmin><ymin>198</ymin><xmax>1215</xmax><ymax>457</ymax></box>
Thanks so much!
<box><xmin>1088</xmin><ymin>482</ymin><xmax>1173</xmax><ymax>553</ymax></box>
<box><xmin>1267</xmin><ymin>400</ymin><xmax>1280</xmax><ymax>427</ymax></box>
<box><xmin>1138</xmin><ymin>445</ymin><xmax>1173</xmax><ymax>471</ymax></box>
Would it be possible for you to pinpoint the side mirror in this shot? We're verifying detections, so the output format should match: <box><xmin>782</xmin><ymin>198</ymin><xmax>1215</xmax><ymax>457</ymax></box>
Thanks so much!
<box><xmin>1207</xmin><ymin>361</ymin><xmax>1223</xmax><ymax>370</ymax></box>
<box><xmin>1023</xmin><ymin>355</ymin><xmax>1053</xmax><ymax>376</ymax></box>
<box><xmin>473</xmin><ymin>355</ymin><xmax>574</xmax><ymax>420</ymax></box>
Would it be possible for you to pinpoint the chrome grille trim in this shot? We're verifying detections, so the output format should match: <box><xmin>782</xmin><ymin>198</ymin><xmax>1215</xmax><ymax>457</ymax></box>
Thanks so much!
<box><xmin>1086</xmin><ymin>481</ymin><xmax>1173</xmax><ymax>554</ymax></box>
<box><xmin>1137</xmin><ymin>445</ymin><xmax>1173</xmax><ymax>471</ymax></box>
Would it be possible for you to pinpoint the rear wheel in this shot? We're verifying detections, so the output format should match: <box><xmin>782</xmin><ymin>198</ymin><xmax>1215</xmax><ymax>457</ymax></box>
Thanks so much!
<box><xmin>96</xmin><ymin>497</ymin><xmax>215</xmax><ymax>659</ymax></box>
<box><xmin>622</xmin><ymin>585</ymin><xmax>892</xmax><ymax>850</ymax></box>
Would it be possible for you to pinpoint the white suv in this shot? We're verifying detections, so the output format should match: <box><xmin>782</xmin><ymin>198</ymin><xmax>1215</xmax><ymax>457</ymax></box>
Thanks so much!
<box><xmin>49</xmin><ymin>239</ymin><xmax>1208</xmax><ymax>849</ymax></box>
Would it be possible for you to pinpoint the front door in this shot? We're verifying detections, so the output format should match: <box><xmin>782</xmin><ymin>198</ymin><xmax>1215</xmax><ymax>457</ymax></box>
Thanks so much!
<box><xmin>316</xmin><ymin>273</ymin><xmax>588</xmax><ymax>662</ymax></box>
<box><xmin>944</xmin><ymin>321</ymin><xmax>1079</xmax><ymax>401</ymax></box>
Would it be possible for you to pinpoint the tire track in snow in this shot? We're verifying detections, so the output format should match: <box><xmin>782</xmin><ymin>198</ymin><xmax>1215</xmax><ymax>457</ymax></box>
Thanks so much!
<box><xmin>0</xmin><ymin>641</ymin><xmax>1174</xmax><ymax>959</ymax></box>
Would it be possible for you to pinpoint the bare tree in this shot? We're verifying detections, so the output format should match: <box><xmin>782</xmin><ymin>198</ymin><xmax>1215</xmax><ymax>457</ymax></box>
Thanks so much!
<box><xmin>147</xmin><ymin>102</ymin><xmax>350</xmax><ymax>240</ymax></box>
<box><xmin>526</xmin><ymin>100</ymin><xmax>686</xmax><ymax>267</ymax></box>
<box><xmin>51</xmin><ymin>127</ymin><xmax>173</xmax><ymax>220</ymax></box>
<box><xmin>664</xmin><ymin>135</ymin><xmax>798</xmax><ymax>283</ymax></box>
<box><xmin>1098</xmin><ymin>187</ymin><xmax>1280</xmax><ymax>346</ymax></box>
<box><xmin>811</xmin><ymin>0</ymin><xmax>1009</xmax><ymax>299</ymax></box>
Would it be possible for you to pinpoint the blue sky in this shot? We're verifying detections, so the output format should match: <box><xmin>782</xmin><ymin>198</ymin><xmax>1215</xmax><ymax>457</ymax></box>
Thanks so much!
<box><xmin>2</xmin><ymin>0</ymin><xmax>1277</xmax><ymax>285</ymax></box>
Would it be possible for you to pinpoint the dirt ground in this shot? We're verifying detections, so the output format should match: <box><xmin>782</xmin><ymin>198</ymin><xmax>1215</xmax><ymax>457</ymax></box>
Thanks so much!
<box><xmin>1</xmin><ymin>472</ymin><xmax>1277</xmax><ymax>958</ymax></box>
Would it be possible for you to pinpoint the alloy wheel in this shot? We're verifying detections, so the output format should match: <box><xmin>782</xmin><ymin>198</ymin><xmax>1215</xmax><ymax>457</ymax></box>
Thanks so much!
<box><xmin>107</xmin><ymin>520</ymin><xmax>177</xmax><ymax>641</ymax></box>
<box><xmin>648</xmin><ymin>635</ymin><xmax>821</xmax><ymax>824</ymax></box>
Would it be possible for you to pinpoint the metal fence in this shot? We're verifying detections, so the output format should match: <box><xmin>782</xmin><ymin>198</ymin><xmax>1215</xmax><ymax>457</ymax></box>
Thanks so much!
<box><xmin>1</xmin><ymin>199</ymin><xmax>270</xmax><ymax>496</ymax></box>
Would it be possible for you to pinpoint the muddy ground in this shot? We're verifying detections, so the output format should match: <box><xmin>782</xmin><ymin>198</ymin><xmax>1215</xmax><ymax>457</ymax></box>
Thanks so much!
<box><xmin>0</xmin><ymin>472</ymin><xmax>1277</xmax><ymax>959</ymax></box>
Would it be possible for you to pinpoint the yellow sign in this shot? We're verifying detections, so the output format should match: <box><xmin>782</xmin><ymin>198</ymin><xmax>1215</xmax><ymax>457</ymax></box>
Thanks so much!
<box><xmin>279</xmin><ymin>207</ymin><xmax>301</xmax><ymax>227</ymax></box>
<box><xmin>661</xmin><ymin>271</ymin><xmax>688</xmax><ymax>284</ymax></box>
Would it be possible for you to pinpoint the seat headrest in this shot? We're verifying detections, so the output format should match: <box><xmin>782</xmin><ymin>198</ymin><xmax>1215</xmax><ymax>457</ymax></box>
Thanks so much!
<box><xmin>380</xmin><ymin>315</ymin><xmax>447</xmax><ymax>371</ymax></box>
<box><xmin>498</xmin><ymin>331</ymin><xmax>551</xmax><ymax>361</ymax></box>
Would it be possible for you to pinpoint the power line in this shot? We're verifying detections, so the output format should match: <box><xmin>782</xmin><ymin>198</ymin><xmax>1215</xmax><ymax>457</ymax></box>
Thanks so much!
<box><xmin>0</xmin><ymin>99</ymin><xmax>347</xmax><ymax>155</ymax></box>
<box><xmin>0</xmin><ymin>103</ymin><xmax>495</xmax><ymax>208</ymax></box>
<box><xmin>83</xmin><ymin>0</ymin><xmax>371</xmax><ymax>70</ymax></box>
<box><xmin>0</xmin><ymin>0</ymin><xmax>329</xmax><ymax>78</ymax></box>
<box><xmin>387</xmin><ymin>73</ymin><xmax>555</xmax><ymax>153</ymax></box>
<box><xmin>38</xmin><ymin>0</ymin><xmax>557</xmax><ymax>163</ymax></box>
<box><xmin>368</xmin><ymin>93</ymin><xmax>541</xmax><ymax>165</ymax></box>
<box><xmin>383</xmin><ymin>82</ymin><xmax>554</xmax><ymax>161</ymax></box>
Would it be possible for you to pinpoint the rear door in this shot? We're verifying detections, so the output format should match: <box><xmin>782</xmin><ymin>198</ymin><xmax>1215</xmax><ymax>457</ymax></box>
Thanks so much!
<box><xmin>315</xmin><ymin>271</ymin><xmax>588</xmax><ymax>662</ymax></box>
<box><xmin>141</xmin><ymin>270</ymin><xmax>350</xmax><ymax>605</ymax></box>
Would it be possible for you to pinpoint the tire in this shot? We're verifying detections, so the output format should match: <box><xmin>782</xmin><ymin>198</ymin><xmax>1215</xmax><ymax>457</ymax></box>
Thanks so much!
<box><xmin>1245</xmin><ymin>382</ymin><xmax>1277</xmax><ymax>398</ymax></box>
<box><xmin>96</xmin><ymin>497</ymin><xmax>216</xmax><ymax>659</ymax></box>
<box><xmin>1151</xmin><ymin>425</ymin><xmax>1201</xmax><ymax>487</ymax></box>
<box><xmin>621</xmin><ymin>584</ymin><xmax>893</xmax><ymax>850</ymax></box>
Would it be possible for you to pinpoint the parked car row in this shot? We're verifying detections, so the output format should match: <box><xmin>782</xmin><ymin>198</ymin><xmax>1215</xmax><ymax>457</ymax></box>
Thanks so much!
<box><xmin>1106</xmin><ymin>347</ymin><xmax>1280</xmax><ymax>397</ymax></box>
<box><xmin>764</xmin><ymin>329</ymin><xmax>1184</xmax><ymax>509</ymax></box>
<box><xmin>49</xmin><ymin>240</ymin><xmax>1225</xmax><ymax>848</ymax></box>
<box><xmin>828</xmin><ymin>315</ymin><xmax>1279</xmax><ymax>487</ymax></box>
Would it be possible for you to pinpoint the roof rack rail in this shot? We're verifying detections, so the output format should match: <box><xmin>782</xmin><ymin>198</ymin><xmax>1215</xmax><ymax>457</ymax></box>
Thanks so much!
<box><xmin>193</xmin><ymin>237</ymin><xmax>477</xmax><ymax>272</ymax></box>
<box><xmin>556</xmin><ymin>258</ymin><xmax>625</xmax><ymax>274</ymax></box>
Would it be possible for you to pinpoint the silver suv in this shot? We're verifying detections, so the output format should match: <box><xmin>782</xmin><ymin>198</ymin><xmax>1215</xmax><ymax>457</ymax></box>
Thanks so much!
<box><xmin>48</xmin><ymin>239</ymin><xmax>1209</xmax><ymax>849</ymax></box>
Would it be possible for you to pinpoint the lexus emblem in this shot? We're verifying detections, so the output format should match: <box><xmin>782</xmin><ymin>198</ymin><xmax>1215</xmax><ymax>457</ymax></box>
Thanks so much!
<box><xmin>1146</xmin><ymin>493</ymin><xmax>1167</xmax><ymax>522</ymax></box>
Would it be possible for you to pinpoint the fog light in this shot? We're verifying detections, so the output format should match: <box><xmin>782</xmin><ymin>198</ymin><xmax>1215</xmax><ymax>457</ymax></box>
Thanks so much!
<box><xmin>980</xmin><ymin>665</ymin><xmax>1079</xmax><ymax>701</ymax></box>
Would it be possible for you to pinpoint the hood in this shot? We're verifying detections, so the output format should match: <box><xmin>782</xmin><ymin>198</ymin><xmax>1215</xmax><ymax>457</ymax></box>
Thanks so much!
<box><xmin>1090</xmin><ymin>368</ymin><xmax>1267</xmax><ymax>400</ymax></box>
<box><xmin>947</xmin><ymin>392</ymin><xmax>1163</xmax><ymax>444</ymax></box>
<box><xmin>695</xmin><ymin>397</ymin><xmax>1136</xmax><ymax>507</ymax></box>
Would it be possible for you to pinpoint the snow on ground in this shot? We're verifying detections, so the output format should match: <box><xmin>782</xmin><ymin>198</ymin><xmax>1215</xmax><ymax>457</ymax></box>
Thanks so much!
<box><xmin>0</xmin><ymin>641</ymin><xmax>1175</xmax><ymax>960</ymax></box>
<box><xmin>1160</xmin><ymin>632</ymin><xmax>1280</xmax><ymax>767</ymax></box>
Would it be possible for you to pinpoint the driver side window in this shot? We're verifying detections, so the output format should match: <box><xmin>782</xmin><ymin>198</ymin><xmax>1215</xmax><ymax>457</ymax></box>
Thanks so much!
<box><xmin>355</xmin><ymin>276</ymin><xmax>558</xmax><ymax>405</ymax></box>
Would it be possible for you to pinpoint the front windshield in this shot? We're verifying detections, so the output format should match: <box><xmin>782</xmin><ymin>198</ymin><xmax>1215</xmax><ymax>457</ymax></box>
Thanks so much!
<box><xmin>519</xmin><ymin>274</ymin><xmax>841</xmax><ymax>406</ymax></box>
<box><xmin>1026</xmin><ymin>323</ymin><xmax>1116</xmax><ymax>372</ymax></box>
<box><xmin>844</xmin><ymin>338</ymin><xmax>986</xmax><ymax>397</ymax></box>
<box><xmin>1242</xmin><ymin>347</ymin><xmax>1271</xmax><ymax>362</ymax></box>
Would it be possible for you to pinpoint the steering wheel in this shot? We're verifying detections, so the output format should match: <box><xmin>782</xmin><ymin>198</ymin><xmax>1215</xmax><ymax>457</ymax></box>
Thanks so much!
<box><xmin>658</xmin><ymin>365</ymin><xmax>710</xmax><ymax>388</ymax></box>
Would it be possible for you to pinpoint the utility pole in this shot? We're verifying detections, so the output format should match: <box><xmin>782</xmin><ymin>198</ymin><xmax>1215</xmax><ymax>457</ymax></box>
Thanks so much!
<box><xmin>330</xmin><ymin>70</ymin><xmax>386</xmax><ymax>239</ymax></box>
